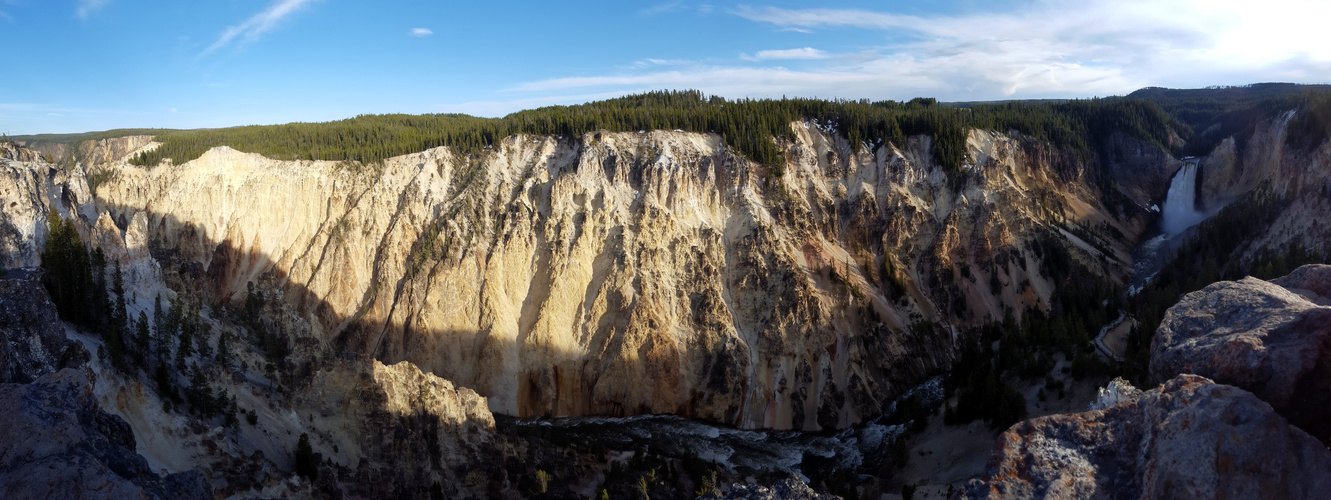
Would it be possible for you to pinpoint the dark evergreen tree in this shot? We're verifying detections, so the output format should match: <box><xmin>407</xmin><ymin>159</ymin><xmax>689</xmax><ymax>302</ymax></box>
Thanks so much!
<box><xmin>294</xmin><ymin>433</ymin><xmax>317</xmax><ymax>479</ymax></box>
<box><xmin>133</xmin><ymin>310</ymin><xmax>150</xmax><ymax>369</ymax></box>
<box><xmin>40</xmin><ymin>211</ymin><xmax>95</xmax><ymax>327</ymax></box>
<box><xmin>216</xmin><ymin>330</ymin><xmax>233</xmax><ymax>368</ymax></box>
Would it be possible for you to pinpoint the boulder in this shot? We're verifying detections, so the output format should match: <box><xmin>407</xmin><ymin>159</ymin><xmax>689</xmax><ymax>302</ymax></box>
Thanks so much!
<box><xmin>1150</xmin><ymin>265</ymin><xmax>1331</xmax><ymax>443</ymax></box>
<box><xmin>0</xmin><ymin>273</ymin><xmax>90</xmax><ymax>384</ymax></box>
<box><xmin>967</xmin><ymin>375</ymin><xmax>1331</xmax><ymax>499</ymax></box>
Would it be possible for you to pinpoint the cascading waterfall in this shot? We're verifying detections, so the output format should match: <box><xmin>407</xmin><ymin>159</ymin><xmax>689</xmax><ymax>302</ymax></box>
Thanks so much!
<box><xmin>1161</xmin><ymin>159</ymin><xmax>1207</xmax><ymax>236</ymax></box>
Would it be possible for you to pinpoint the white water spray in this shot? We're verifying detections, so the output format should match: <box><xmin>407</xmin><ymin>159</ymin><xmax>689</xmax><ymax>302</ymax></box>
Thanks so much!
<box><xmin>1161</xmin><ymin>159</ymin><xmax>1207</xmax><ymax>236</ymax></box>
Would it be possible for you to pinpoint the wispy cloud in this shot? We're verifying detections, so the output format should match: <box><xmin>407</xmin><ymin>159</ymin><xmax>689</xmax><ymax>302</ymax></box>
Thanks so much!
<box><xmin>511</xmin><ymin>0</ymin><xmax>1331</xmax><ymax>103</ymax></box>
<box><xmin>204</xmin><ymin>0</ymin><xmax>320</xmax><ymax>55</ymax></box>
<box><xmin>621</xmin><ymin>58</ymin><xmax>694</xmax><ymax>69</ymax></box>
<box><xmin>409</xmin><ymin>27</ymin><xmax>433</xmax><ymax>37</ymax></box>
<box><xmin>75</xmin><ymin>0</ymin><xmax>109</xmax><ymax>20</ymax></box>
<box><xmin>0</xmin><ymin>10</ymin><xmax>12</xmax><ymax>23</ymax></box>
<box><xmin>641</xmin><ymin>1</ymin><xmax>685</xmax><ymax>17</ymax></box>
<box><xmin>742</xmin><ymin>47</ymin><xmax>828</xmax><ymax>61</ymax></box>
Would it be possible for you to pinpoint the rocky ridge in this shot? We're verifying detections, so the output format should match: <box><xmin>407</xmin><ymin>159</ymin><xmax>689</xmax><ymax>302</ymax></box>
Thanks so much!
<box><xmin>0</xmin><ymin>272</ymin><xmax>90</xmax><ymax>383</ymax></box>
<box><xmin>0</xmin><ymin>150</ymin><xmax>516</xmax><ymax>497</ymax></box>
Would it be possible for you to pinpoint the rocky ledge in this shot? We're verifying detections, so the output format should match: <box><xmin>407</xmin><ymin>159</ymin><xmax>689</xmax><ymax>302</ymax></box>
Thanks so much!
<box><xmin>968</xmin><ymin>266</ymin><xmax>1331</xmax><ymax>499</ymax></box>
<box><xmin>0</xmin><ymin>271</ymin><xmax>90</xmax><ymax>383</ymax></box>
<box><xmin>1151</xmin><ymin>264</ymin><xmax>1331</xmax><ymax>444</ymax></box>
<box><xmin>967</xmin><ymin>374</ymin><xmax>1330</xmax><ymax>499</ymax></box>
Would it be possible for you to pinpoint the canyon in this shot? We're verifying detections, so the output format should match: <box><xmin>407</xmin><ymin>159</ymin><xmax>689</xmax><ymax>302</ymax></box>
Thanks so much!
<box><xmin>1</xmin><ymin>86</ymin><xmax>1330</xmax><ymax>498</ymax></box>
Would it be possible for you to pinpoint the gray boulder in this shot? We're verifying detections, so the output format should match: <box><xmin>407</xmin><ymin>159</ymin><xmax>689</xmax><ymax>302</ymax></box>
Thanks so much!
<box><xmin>967</xmin><ymin>375</ymin><xmax>1331</xmax><ymax>499</ymax></box>
<box><xmin>1150</xmin><ymin>264</ymin><xmax>1331</xmax><ymax>443</ymax></box>
<box><xmin>0</xmin><ymin>272</ymin><xmax>90</xmax><ymax>384</ymax></box>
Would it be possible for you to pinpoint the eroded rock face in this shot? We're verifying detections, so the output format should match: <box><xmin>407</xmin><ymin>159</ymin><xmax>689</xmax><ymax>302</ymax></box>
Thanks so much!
<box><xmin>0</xmin><ymin>155</ymin><xmax>99</xmax><ymax>269</ymax></box>
<box><xmin>0</xmin><ymin>273</ymin><xmax>90</xmax><ymax>384</ymax></box>
<box><xmin>1150</xmin><ymin>265</ymin><xmax>1331</xmax><ymax>443</ymax></box>
<box><xmin>0</xmin><ymin>368</ymin><xmax>211</xmax><ymax>500</ymax></box>
<box><xmin>93</xmin><ymin>126</ymin><xmax>1145</xmax><ymax>430</ymax></box>
<box><xmin>968</xmin><ymin>375</ymin><xmax>1331</xmax><ymax>500</ymax></box>
<box><xmin>296</xmin><ymin>358</ymin><xmax>505</xmax><ymax>498</ymax></box>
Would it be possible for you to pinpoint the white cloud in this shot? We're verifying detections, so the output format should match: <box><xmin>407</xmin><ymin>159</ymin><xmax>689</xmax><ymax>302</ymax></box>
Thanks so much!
<box><xmin>409</xmin><ymin>28</ymin><xmax>433</xmax><ymax>37</ymax></box>
<box><xmin>510</xmin><ymin>0</ymin><xmax>1331</xmax><ymax>103</ymax></box>
<box><xmin>641</xmin><ymin>1</ymin><xmax>685</xmax><ymax>17</ymax></box>
<box><xmin>76</xmin><ymin>0</ymin><xmax>109</xmax><ymax>20</ymax></box>
<box><xmin>743</xmin><ymin>48</ymin><xmax>828</xmax><ymax>61</ymax></box>
<box><xmin>622</xmin><ymin>58</ymin><xmax>693</xmax><ymax>69</ymax></box>
<box><xmin>204</xmin><ymin>0</ymin><xmax>320</xmax><ymax>55</ymax></box>
<box><xmin>0</xmin><ymin>10</ymin><xmax>12</xmax><ymax>23</ymax></box>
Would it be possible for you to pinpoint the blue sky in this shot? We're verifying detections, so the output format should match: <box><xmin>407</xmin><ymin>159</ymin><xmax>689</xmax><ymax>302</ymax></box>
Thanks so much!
<box><xmin>3</xmin><ymin>0</ymin><xmax>1329</xmax><ymax>134</ymax></box>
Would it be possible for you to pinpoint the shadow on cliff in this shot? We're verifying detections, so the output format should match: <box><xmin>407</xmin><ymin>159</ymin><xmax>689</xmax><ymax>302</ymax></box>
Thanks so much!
<box><xmin>91</xmin><ymin>198</ymin><xmax>962</xmax><ymax>432</ymax></box>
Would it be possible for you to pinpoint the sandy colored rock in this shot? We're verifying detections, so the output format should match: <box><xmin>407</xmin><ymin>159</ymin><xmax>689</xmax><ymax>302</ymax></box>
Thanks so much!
<box><xmin>91</xmin><ymin>126</ymin><xmax>1147</xmax><ymax>429</ymax></box>
<box><xmin>296</xmin><ymin>358</ymin><xmax>503</xmax><ymax>498</ymax></box>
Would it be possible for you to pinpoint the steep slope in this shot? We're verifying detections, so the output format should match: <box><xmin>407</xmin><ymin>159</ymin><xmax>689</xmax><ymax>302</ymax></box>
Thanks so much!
<box><xmin>0</xmin><ymin>150</ymin><xmax>516</xmax><ymax>498</ymax></box>
<box><xmin>90</xmin><ymin>124</ymin><xmax>1146</xmax><ymax>430</ymax></box>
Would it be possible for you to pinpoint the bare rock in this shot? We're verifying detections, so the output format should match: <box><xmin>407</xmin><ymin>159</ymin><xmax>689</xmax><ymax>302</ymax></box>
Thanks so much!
<box><xmin>0</xmin><ymin>368</ymin><xmax>211</xmax><ymax>499</ymax></box>
<box><xmin>297</xmin><ymin>358</ymin><xmax>504</xmax><ymax>498</ymax></box>
<box><xmin>968</xmin><ymin>375</ymin><xmax>1331</xmax><ymax>500</ymax></box>
<box><xmin>0</xmin><ymin>272</ymin><xmax>89</xmax><ymax>384</ymax></box>
<box><xmin>93</xmin><ymin>126</ymin><xmax>1139</xmax><ymax>430</ymax></box>
<box><xmin>1273</xmin><ymin>264</ymin><xmax>1331</xmax><ymax>305</ymax></box>
<box><xmin>705</xmin><ymin>475</ymin><xmax>840</xmax><ymax>500</ymax></box>
<box><xmin>1150</xmin><ymin>265</ymin><xmax>1331</xmax><ymax>443</ymax></box>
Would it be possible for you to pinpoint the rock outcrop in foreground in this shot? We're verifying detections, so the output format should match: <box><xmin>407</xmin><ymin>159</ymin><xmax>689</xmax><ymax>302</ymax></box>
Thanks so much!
<box><xmin>1151</xmin><ymin>264</ymin><xmax>1331</xmax><ymax>443</ymax></box>
<box><xmin>0</xmin><ymin>273</ymin><xmax>90</xmax><ymax>383</ymax></box>
<box><xmin>0</xmin><ymin>272</ymin><xmax>210</xmax><ymax>499</ymax></box>
<box><xmin>295</xmin><ymin>358</ymin><xmax>503</xmax><ymax>498</ymax></box>
<box><xmin>969</xmin><ymin>267</ymin><xmax>1331</xmax><ymax>499</ymax></box>
<box><xmin>0</xmin><ymin>368</ymin><xmax>211</xmax><ymax>500</ymax></box>
<box><xmin>969</xmin><ymin>374</ymin><xmax>1331</xmax><ymax>499</ymax></box>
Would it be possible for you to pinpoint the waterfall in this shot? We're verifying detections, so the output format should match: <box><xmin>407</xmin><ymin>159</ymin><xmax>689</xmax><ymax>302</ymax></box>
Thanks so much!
<box><xmin>1161</xmin><ymin>160</ymin><xmax>1206</xmax><ymax>236</ymax></box>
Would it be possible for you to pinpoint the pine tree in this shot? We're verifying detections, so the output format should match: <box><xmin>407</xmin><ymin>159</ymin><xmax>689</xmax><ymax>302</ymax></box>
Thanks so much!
<box><xmin>111</xmin><ymin>262</ymin><xmax>127</xmax><ymax>333</ymax></box>
<box><xmin>40</xmin><ymin>211</ymin><xmax>95</xmax><ymax>327</ymax></box>
<box><xmin>153</xmin><ymin>294</ymin><xmax>167</xmax><ymax>359</ymax></box>
<box><xmin>133</xmin><ymin>311</ymin><xmax>150</xmax><ymax>369</ymax></box>
<box><xmin>294</xmin><ymin>433</ymin><xmax>317</xmax><ymax>479</ymax></box>
<box><xmin>154</xmin><ymin>362</ymin><xmax>174</xmax><ymax>401</ymax></box>
<box><xmin>216</xmin><ymin>330</ymin><xmax>232</xmax><ymax>367</ymax></box>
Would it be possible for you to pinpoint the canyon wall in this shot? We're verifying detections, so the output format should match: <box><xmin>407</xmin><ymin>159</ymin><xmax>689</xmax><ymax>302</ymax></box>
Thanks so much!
<box><xmin>85</xmin><ymin>124</ymin><xmax>1143</xmax><ymax>430</ymax></box>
